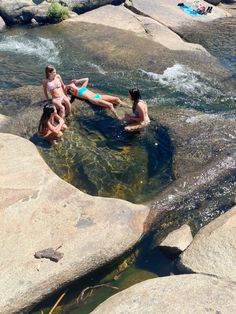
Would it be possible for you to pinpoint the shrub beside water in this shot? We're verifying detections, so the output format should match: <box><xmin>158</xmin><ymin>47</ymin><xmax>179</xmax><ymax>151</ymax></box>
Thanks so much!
<box><xmin>47</xmin><ymin>2</ymin><xmax>69</xmax><ymax>23</ymax></box>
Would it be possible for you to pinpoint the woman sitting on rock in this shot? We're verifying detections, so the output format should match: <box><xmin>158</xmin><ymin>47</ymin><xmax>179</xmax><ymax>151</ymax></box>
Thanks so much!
<box><xmin>66</xmin><ymin>78</ymin><xmax>123</xmax><ymax>119</ymax></box>
<box><xmin>38</xmin><ymin>104</ymin><xmax>67</xmax><ymax>143</ymax></box>
<box><xmin>122</xmin><ymin>88</ymin><xmax>150</xmax><ymax>131</ymax></box>
<box><xmin>42</xmin><ymin>65</ymin><xmax>71</xmax><ymax>117</ymax></box>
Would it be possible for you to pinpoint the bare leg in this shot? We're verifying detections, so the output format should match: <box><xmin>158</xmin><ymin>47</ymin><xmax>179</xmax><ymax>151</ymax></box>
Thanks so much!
<box><xmin>124</xmin><ymin>123</ymin><xmax>145</xmax><ymax>132</ymax></box>
<box><xmin>43</xmin><ymin>131</ymin><xmax>63</xmax><ymax>144</ymax></box>
<box><xmin>62</xmin><ymin>96</ymin><xmax>71</xmax><ymax>115</ymax></box>
<box><xmin>102</xmin><ymin>95</ymin><xmax>125</xmax><ymax>106</ymax></box>
<box><xmin>89</xmin><ymin>98</ymin><xmax>119</xmax><ymax>119</ymax></box>
<box><xmin>52</xmin><ymin>99</ymin><xmax>65</xmax><ymax>118</ymax></box>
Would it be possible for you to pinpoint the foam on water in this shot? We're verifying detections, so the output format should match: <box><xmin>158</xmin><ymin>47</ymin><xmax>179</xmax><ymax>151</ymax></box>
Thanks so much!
<box><xmin>0</xmin><ymin>35</ymin><xmax>60</xmax><ymax>64</ymax></box>
<box><xmin>86</xmin><ymin>62</ymin><xmax>106</xmax><ymax>75</ymax></box>
<box><xmin>140</xmin><ymin>64</ymin><xmax>220</xmax><ymax>97</ymax></box>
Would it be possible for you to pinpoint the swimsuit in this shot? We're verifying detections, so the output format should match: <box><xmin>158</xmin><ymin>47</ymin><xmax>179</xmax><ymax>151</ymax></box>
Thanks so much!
<box><xmin>132</xmin><ymin>109</ymin><xmax>140</xmax><ymax>117</ymax></box>
<box><xmin>132</xmin><ymin>101</ymin><xmax>150</xmax><ymax>125</ymax></box>
<box><xmin>90</xmin><ymin>93</ymin><xmax>102</xmax><ymax>100</ymax></box>
<box><xmin>77</xmin><ymin>87</ymin><xmax>102</xmax><ymax>100</ymax></box>
<box><xmin>77</xmin><ymin>86</ymin><xmax>88</xmax><ymax>96</ymax></box>
<box><xmin>47</xmin><ymin>78</ymin><xmax>62</xmax><ymax>91</ymax></box>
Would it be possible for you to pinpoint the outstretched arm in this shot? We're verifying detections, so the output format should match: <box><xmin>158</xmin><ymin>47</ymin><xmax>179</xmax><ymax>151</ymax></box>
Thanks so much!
<box><xmin>71</xmin><ymin>78</ymin><xmax>89</xmax><ymax>87</ymax></box>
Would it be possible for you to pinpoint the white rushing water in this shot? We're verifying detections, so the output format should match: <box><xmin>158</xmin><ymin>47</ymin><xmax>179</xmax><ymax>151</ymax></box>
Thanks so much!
<box><xmin>0</xmin><ymin>35</ymin><xmax>60</xmax><ymax>64</ymax></box>
<box><xmin>85</xmin><ymin>62</ymin><xmax>106</xmax><ymax>75</ymax></box>
<box><xmin>140</xmin><ymin>64</ymin><xmax>221</xmax><ymax>97</ymax></box>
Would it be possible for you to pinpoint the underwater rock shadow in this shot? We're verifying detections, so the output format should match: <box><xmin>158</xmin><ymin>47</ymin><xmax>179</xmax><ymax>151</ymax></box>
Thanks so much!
<box><xmin>30</xmin><ymin>133</ymin><xmax>52</xmax><ymax>149</ymax></box>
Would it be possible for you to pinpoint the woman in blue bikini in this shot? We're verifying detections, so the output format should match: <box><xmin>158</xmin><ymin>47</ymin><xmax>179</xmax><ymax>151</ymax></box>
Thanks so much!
<box><xmin>66</xmin><ymin>78</ymin><xmax>123</xmax><ymax>119</ymax></box>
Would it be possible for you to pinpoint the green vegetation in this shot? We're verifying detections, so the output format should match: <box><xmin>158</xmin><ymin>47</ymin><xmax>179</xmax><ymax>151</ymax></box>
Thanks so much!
<box><xmin>47</xmin><ymin>2</ymin><xmax>69</xmax><ymax>23</ymax></box>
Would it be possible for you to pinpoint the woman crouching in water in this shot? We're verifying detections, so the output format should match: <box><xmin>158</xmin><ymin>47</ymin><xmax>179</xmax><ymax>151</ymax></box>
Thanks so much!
<box><xmin>38</xmin><ymin>104</ymin><xmax>67</xmax><ymax>143</ymax></box>
<box><xmin>42</xmin><ymin>65</ymin><xmax>71</xmax><ymax>117</ymax></box>
<box><xmin>123</xmin><ymin>88</ymin><xmax>150</xmax><ymax>131</ymax></box>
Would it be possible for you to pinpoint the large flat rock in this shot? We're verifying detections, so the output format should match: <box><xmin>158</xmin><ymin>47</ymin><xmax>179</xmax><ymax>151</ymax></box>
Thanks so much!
<box><xmin>0</xmin><ymin>133</ymin><xmax>149</xmax><ymax>313</ymax></box>
<box><xmin>125</xmin><ymin>0</ymin><xmax>230</xmax><ymax>31</ymax></box>
<box><xmin>178</xmin><ymin>206</ymin><xmax>236</xmax><ymax>282</ymax></box>
<box><xmin>91</xmin><ymin>274</ymin><xmax>236</xmax><ymax>313</ymax></box>
<box><xmin>68</xmin><ymin>4</ymin><xmax>206</xmax><ymax>52</ymax></box>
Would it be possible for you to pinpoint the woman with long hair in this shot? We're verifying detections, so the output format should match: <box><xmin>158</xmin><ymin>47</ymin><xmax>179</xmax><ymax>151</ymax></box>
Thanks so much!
<box><xmin>42</xmin><ymin>65</ymin><xmax>71</xmax><ymax>117</ymax></box>
<box><xmin>122</xmin><ymin>88</ymin><xmax>150</xmax><ymax>131</ymax></box>
<box><xmin>38</xmin><ymin>104</ymin><xmax>67</xmax><ymax>143</ymax></box>
<box><xmin>66</xmin><ymin>77</ymin><xmax>124</xmax><ymax>119</ymax></box>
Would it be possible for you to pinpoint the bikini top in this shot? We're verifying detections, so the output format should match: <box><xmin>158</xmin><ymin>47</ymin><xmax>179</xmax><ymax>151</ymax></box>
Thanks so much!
<box><xmin>77</xmin><ymin>86</ymin><xmax>88</xmax><ymax>96</ymax></box>
<box><xmin>47</xmin><ymin>77</ymin><xmax>62</xmax><ymax>91</ymax></box>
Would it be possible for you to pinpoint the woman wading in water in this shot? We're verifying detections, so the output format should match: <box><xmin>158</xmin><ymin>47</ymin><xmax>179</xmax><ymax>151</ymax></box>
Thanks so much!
<box><xmin>38</xmin><ymin>104</ymin><xmax>67</xmax><ymax>143</ymax></box>
<box><xmin>122</xmin><ymin>88</ymin><xmax>150</xmax><ymax>131</ymax></box>
<box><xmin>42</xmin><ymin>65</ymin><xmax>71</xmax><ymax>117</ymax></box>
<box><xmin>66</xmin><ymin>77</ymin><xmax>124</xmax><ymax>119</ymax></box>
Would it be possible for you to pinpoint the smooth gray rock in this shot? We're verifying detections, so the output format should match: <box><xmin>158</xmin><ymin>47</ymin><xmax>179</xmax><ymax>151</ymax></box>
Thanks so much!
<box><xmin>0</xmin><ymin>0</ymin><xmax>120</xmax><ymax>25</ymax></box>
<box><xmin>73</xmin><ymin>4</ymin><xmax>206</xmax><ymax>52</ymax></box>
<box><xmin>0</xmin><ymin>0</ymin><xmax>50</xmax><ymax>25</ymax></box>
<box><xmin>0</xmin><ymin>133</ymin><xmax>149</xmax><ymax>314</ymax></box>
<box><xmin>206</xmin><ymin>0</ymin><xmax>221</xmax><ymax>5</ymax></box>
<box><xmin>0</xmin><ymin>0</ymin><xmax>33</xmax><ymax>24</ymax></box>
<box><xmin>178</xmin><ymin>206</ymin><xmax>236</xmax><ymax>282</ymax></box>
<box><xmin>91</xmin><ymin>274</ymin><xmax>236</xmax><ymax>313</ymax></box>
<box><xmin>159</xmin><ymin>224</ymin><xmax>193</xmax><ymax>256</ymax></box>
<box><xmin>125</xmin><ymin>0</ymin><xmax>230</xmax><ymax>32</ymax></box>
<box><xmin>0</xmin><ymin>15</ymin><xmax>5</xmax><ymax>30</ymax></box>
<box><xmin>61</xmin><ymin>0</ymin><xmax>122</xmax><ymax>14</ymax></box>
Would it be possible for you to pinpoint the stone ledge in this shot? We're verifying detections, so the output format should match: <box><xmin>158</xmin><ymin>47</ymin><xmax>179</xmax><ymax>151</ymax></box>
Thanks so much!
<box><xmin>0</xmin><ymin>133</ymin><xmax>149</xmax><ymax>313</ymax></box>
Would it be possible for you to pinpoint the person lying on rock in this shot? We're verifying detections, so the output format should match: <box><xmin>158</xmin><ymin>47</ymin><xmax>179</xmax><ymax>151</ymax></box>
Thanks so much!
<box><xmin>66</xmin><ymin>77</ymin><xmax>124</xmax><ymax>119</ymax></box>
<box><xmin>121</xmin><ymin>88</ymin><xmax>150</xmax><ymax>132</ymax></box>
<box><xmin>42</xmin><ymin>65</ymin><xmax>71</xmax><ymax>118</ymax></box>
<box><xmin>38</xmin><ymin>104</ymin><xmax>67</xmax><ymax>143</ymax></box>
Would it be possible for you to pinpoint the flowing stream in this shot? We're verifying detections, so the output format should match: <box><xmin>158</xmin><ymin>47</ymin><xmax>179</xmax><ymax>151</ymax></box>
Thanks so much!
<box><xmin>0</xmin><ymin>17</ymin><xmax>235</xmax><ymax>313</ymax></box>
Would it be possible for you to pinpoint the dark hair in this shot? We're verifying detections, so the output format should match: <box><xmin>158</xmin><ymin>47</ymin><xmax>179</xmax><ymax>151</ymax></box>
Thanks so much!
<box><xmin>129</xmin><ymin>88</ymin><xmax>141</xmax><ymax>102</ymax></box>
<box><xmin>66</xmin><ymin>87</ymin><xmax>76</xmax><ymax>104</ymax></box>
<box><xmin>45</xmin><ymin>65</ymin><xmax>56</xmax><ymax>79</ymax></box>
<box><xmin>38</xmin><ymin>104</ymin><xmax>55</xmax><ymax>133</ymax></box>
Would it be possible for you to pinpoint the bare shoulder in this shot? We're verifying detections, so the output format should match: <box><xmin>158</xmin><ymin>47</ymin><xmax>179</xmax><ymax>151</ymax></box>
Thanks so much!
<box><xmin>138</xmin><ymin>100</ymin><xmax>147</xmax><ymax>108</ymax></box>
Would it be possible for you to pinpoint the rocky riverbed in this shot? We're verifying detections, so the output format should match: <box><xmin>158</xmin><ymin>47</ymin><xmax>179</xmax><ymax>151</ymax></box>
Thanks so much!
<box><xmin>0</xmin><ymin>0</ymin><xmax>235</xmax><ymax>313</ymax></box>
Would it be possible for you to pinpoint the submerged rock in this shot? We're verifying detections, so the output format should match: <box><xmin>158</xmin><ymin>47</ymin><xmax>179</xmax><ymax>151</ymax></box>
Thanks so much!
<box><xmin>178</xmin><ymin>206</ymin><xmax>236</xmax><ymax>282</ymax></box>
<box><xmin>0</xmin><ymin>113</ymin><xmax>11</xmax><ymax>128</ymax></box>
<box><xmin>91</xmin><ymin>274</ymin><xmax>236</xmax><ymax>313</ymax></box>
<box><xmin>147</xmin><ymin>107</ymin><xmax>236</xmax><ymax>239</ymax></box>
<box><xmin>0</xmin><ymin>133</ymin><xmax>149</xmax><ymax>313</ymax></box>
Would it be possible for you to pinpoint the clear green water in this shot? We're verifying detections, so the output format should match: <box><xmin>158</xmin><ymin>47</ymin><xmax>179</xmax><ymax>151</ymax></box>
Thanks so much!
<box><xmin>0</xmin><ymin>17</ymin><xmax>235</xmax><ymax>314</ymax></box>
